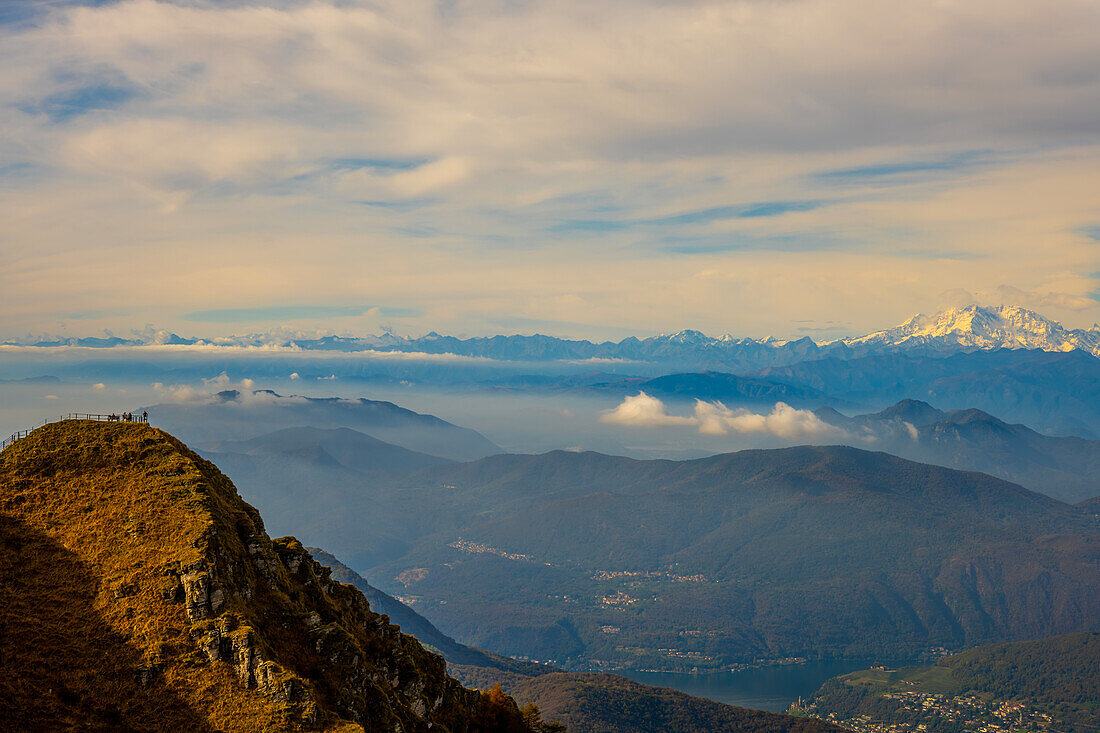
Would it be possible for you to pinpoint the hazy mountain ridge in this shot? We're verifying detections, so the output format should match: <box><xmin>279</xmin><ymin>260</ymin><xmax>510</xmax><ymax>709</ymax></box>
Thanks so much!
<box><xmin>812</xmin><ymin>399</ymin><xmax>1100</xmax><ymax>503</ymax></box>
<box><xmin>208</xmin><ymin>426</ymin><xmax>454</xmax><ymax>476</ymax></box>
<box><xmin>146</xmin><ymin>389</ymin><xmax>500</xmax><ymax>461</ymax></box>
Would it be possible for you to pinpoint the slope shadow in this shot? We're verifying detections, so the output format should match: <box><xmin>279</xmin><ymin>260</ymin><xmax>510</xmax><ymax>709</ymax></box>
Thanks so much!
<box><xmin>0</xmin><ymin>514</ymin><xmax>216</xmax><ymax>731</ymax></box>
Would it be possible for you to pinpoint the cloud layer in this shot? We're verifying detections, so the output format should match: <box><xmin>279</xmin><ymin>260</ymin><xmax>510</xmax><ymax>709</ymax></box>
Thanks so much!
<box><xmin>1</xmin><ymin>0</ymin><xmax>1099</xmax><ymax>338</ymax></box>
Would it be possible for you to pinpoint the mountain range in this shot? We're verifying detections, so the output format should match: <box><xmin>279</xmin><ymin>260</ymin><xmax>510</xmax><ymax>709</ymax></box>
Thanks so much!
<box><xmin>194</xmin><ymin>420</ymin><xmax>1100</xmax><ymax>671</ymax></box>
<box><xmin>10</xmin><ymin>305</ymin><xmax>1100</xmax><ymax>365</ymax></box>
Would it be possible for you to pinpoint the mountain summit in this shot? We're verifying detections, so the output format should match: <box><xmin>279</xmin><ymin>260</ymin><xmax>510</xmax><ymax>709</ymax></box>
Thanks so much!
<box><xmin>847</xmin><ymin>304</ymin><xmax>1100</xmax><ymax>355</ymax></box>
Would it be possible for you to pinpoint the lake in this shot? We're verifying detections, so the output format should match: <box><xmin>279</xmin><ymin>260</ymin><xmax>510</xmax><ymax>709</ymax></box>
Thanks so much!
<box><xmin>622</xmin><ymin>659</ymin><xmax>885</xmax><ymax>713</ymax></box>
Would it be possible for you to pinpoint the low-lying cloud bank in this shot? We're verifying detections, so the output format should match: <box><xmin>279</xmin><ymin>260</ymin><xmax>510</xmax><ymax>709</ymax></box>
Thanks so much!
<box><xmin>601</xmin><ymin>392</ymin><xmax>846</xmax><ymax>440</ymax></box>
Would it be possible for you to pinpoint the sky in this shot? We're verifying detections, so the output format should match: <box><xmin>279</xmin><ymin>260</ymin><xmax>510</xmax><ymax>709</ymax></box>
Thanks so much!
<box><xmin>2</xmin><ymin>0</ymin><xmax>1099</xmax><ymax>342</ymax></box>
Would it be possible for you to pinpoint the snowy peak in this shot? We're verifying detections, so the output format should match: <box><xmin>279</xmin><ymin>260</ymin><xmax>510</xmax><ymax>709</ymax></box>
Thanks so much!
<box><xmin>848</xmin><ymin>304</ymin><xmax>1100</xmax><ymax>356</ymax></box>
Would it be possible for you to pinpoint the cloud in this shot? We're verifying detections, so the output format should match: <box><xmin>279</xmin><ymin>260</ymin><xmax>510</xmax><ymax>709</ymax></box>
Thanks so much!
<box><xmin>691</xmin><ymin>400</ymin><xmax>845</xmax><ymax>439</ymax></box>
<box><xmin>602</xmin><ymin>393</ymin><xmax>845</xmax><ymax>440</ymax></box>
<box><xmin>939</xmin><ymin>285</ymin><xmax>1099</xmax><ymax>313</ymax></box>
<box><xmin>600</xmin><ymin>392</ymin><xmax>697</xmax><ymax>428</ymax></box>
<box><xmin>151</xmin><ymin>376</ymin><xmax>292</xmax><ymax>405</ymax></box>
<box><xmin>92</xmin><ymin>382</ymin><xmax>105</xmax><ymax>390</ymax></box>
<box><xmin>201</xmin><ymin>372</ymin><xmax>231</xmax><ymax>389</ymax></box>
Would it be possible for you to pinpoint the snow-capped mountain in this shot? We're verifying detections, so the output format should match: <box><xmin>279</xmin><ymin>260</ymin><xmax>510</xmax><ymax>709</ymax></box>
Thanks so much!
<box><xmin>847</xmin><ymin>304</ymin><xmax>1100</xmax><ymax>356</ymax></box>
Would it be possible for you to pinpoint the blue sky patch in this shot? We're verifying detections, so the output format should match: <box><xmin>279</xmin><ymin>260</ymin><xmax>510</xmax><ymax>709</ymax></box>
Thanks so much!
<box><xmin>549</xmin><ymin>199</ymin><xmax>824</xmax><ymax>234</ymax></box>
<box><xmin>25</xmin><ymin>82</ymin><xmax>138</xmax><ymax>123</ymax></box>
<box><xmin>548</xmin><ymin>219</ymin><xmax>631</xmax><ymax>234</ymax></box>
<box><xmin>330</xmin><ymin>157</ymin><xmax>431</xmax><ymax>172</ymax></box>
<box><xmin>812</xmin><ymin>151</ymin><xmax>990</xmax><ymax>185</ymax></box>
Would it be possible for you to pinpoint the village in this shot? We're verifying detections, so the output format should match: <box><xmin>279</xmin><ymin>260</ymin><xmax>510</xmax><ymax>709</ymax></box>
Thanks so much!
<box><xmin>798</xmin><ymin>689</ymin><xmax>1058</xmax><ymax>732</ymax></box>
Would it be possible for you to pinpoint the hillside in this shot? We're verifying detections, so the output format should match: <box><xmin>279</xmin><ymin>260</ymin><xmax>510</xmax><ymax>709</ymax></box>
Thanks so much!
<box><xmin>805</xmin><ymin>632</ymin><xmax>1100</xmax><ymax>732</ymax></box>
<box><xmin>307</xmin><ymin>547</ymin><xmax>541</xmax><ymax>675</ymax></box>
<box><xmin>0</xmin><ymin>420</ymin><xmax>535</xmax><ymax>732</ymax></box>
<box><xmin>372</xmin><ymin>447</ymin><xmax>1098</xmax><ymax>668</ymax></box>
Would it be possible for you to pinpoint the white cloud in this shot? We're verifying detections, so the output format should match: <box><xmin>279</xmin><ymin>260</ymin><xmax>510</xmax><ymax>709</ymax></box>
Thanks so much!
<box><xmin>600</xmin><ymin>392</ymin><xmax>697</xmax><ymax>428</ymax></box>
<box><xmin>201</xmin><ymin>372</ymin><xmax>231</xmax><ymax>388</ymax></box>
<box><xmin>903</xmin><ymin>421</ymin><xmax>920</xmax><ymax>441</ymax></box>
<box><xmin>691</xmin><ymin>400</ymin><xmax>845</xmax><ymax>439</ymax></box>
<box><xmin>603</xmin><ymin>393</ymin><xmax>846</xmax><ymax>440</ymax></box>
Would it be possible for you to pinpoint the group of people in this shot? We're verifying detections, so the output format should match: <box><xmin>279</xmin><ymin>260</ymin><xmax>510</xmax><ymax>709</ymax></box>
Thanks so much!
<box><xmin>108</xmin><ymin>411</ymin><xmax>148</xmax><ymax>423</ymax></box>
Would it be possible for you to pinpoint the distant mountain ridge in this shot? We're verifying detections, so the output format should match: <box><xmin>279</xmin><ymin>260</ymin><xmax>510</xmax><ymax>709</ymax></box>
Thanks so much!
<box><xmin>146</xmin><ymin>389</ymin><xmax>500</xmax><ymax>461</ymax></box>
<box><xmin>813</xmin><ymin>399</ymin><xmax>1100</xmax><ymax>503</ymax></box>
<box><xmin>10</xmin><ymin>304</ymin><xmax>1100</xmax><ymax>363</ymax></box>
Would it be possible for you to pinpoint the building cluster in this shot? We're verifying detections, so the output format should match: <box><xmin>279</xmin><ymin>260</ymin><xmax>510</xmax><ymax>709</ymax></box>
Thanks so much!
<box><xmin>589</xmin><ymin>569</ymin><xmax>710</xmax><ymax>583</ymax></box>
<box><xmin>448</xmin><ymin>539</ymin><xmax>536</xmax><ymax>563</ymax></box>
<box><xmin>801</xmin><ymin>690</ymin><xmax>1056</xmax><ymax>732</ymax></box>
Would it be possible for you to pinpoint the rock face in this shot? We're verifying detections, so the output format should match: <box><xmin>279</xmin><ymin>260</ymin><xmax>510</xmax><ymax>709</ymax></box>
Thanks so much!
<box><xmin>0</xmin><ymin>420</ymin><xmax>533</xmax><ymax>732</ymax></box>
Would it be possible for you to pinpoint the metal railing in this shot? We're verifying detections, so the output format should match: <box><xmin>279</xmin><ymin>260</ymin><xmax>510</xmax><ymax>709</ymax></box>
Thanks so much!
<box><xmin>1</xmin><ymin>412</ymin><xmax>149</xmax><ymax>452</ymax></box>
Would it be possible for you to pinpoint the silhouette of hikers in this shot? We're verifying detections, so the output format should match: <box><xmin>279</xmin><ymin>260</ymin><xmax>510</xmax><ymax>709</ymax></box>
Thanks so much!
<box><xmin>98</xmin><ymin>412</ymin><xmax>148</xmax><ymax>423</ymax></box>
